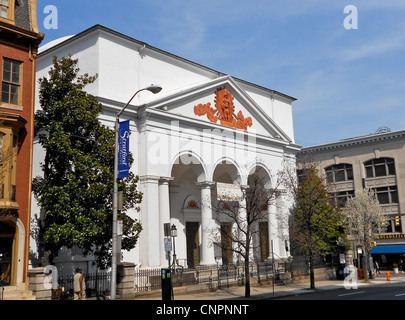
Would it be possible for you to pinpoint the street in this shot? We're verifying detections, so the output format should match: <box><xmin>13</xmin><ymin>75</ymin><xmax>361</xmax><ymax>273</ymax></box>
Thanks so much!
<box><xmin>274</xmin><ymin>279</ymin><xmax>405</xmax><ymax>300</ymax></box>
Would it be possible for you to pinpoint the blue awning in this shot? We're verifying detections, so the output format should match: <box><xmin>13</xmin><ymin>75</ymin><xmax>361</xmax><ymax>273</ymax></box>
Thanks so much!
<box><xmin>371</xmin><ymin>245</ymin><xmax>405</xmax><ymax>254</ymax></box>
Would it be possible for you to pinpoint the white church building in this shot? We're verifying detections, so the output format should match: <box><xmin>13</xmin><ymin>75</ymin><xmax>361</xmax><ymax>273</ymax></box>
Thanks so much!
<box><xmin>30</xmin><ymin>25</ymin><xmax>300</xmax><ymax>272</ymax></box>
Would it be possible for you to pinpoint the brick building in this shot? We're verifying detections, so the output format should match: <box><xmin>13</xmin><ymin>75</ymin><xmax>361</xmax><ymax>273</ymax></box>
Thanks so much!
<box><xmin>0</xmin><ymin>0</ymin><xmax>43</xmax><ymax>296</ymax></box>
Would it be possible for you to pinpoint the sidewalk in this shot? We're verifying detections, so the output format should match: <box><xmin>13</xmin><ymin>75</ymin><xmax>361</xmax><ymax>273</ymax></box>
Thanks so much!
<box><xmin>132</xmin><ymin>271</ymin><xmax>405</xmax><ymax>300</ymax></box>
<box><xmin>132</xmin><ymin>280</ymin><xmax>358</xmax><ymax>300</ymax></box>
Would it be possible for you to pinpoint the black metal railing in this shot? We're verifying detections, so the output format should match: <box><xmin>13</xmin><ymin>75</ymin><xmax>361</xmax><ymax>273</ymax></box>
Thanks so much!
<box><xmin>52</xmin><ymin>254</ymin><xmax>338</xmax><ymax>298</ymax></box>
<box><xmin>133</xmin><ymin>255</ymin><xmax>339</xmax><ymax>293</ymax></box>
<box><xmin>53</xmin><ymin>271</ymin><xmax>111</xmax><ymax>300</ymax></box>
<box><xmin>134</xmin><ymin>263</ymin><xmax>274</xmax><ymax>293</ymax></box>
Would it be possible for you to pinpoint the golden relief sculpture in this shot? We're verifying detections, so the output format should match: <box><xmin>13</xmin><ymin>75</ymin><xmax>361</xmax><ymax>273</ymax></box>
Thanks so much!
<box><xmin>194</xmin><ymin>88</ymin><xmax>253</xmax><ymax>130</ymax></box>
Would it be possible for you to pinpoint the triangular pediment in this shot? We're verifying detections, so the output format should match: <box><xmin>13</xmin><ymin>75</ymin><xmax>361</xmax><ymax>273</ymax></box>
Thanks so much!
<box><xmin>146</xmin><ymin>76</ymin><xmax>292</xmax><ymax>142</ymax></box>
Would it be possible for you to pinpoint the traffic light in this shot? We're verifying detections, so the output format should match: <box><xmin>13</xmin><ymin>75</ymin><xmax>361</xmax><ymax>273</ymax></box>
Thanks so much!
<box><xmin>395</xmin><ymin>216</ymin><xmax>400</xmax><ymax>226</ymax></box>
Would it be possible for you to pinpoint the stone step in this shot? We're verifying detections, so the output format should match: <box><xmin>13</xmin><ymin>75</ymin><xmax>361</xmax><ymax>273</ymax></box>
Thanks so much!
<box><xmin>1</xmin><ymin>285</ymin><xmax>36</xmax><ymax>300</ymax></box>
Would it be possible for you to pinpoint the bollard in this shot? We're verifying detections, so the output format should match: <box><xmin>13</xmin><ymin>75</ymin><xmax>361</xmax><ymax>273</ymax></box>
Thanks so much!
<box><xmin>387</xmin><ymin>272</ymin><xmax>391</xmax><ymax>281</ymax></box>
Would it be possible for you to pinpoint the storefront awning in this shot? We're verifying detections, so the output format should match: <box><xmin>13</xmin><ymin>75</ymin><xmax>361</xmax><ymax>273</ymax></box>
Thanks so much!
<box><xmin>371</xmin><ymin>245</ymin><xmax>405</xmax><ymax>254</ymax></box>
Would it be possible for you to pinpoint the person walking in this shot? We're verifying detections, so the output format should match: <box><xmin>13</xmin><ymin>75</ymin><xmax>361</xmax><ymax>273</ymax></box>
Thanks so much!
<box><xmin>375</xmin><ymin>260</ymin><xmax>381</xmax><ymax>275</ymax></box>
<box><xmin>74</xmin><ymin>267</ymin><xmax>86</xmax><ymax>300</ymax></box>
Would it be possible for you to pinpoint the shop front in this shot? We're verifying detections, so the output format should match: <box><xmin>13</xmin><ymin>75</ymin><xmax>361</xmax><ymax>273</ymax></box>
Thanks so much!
<box><xmin>371</xmin><ymin>242</ymin><xmax>405</xmax><ymax>271</ymax></box>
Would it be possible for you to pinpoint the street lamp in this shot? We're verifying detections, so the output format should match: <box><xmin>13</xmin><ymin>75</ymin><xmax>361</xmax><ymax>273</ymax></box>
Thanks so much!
<box><xmin>111</xmin><ymin>84</ymin><xmax>162</xmax><ymax>300</ymax></box>
<box><xmin>171</xmin><ymin>224</ymin><xmax>177</xmax><ymax>273</ymax></box>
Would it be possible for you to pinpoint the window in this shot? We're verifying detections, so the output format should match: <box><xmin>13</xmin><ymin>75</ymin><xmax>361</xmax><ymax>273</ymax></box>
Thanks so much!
<box><xmin>385</xmin><ymin>216</ymin><xmax>402</xmax><ymax>234</ymax></box>
<box><xmin>0</xmin><ymin>129</ymin><xmax>18</xmax><ymax>204</ymax></box>
<box><xmin>220</xmin><ymin>222</ymin><xmax>233</xmax><ymax>265</ymax></box>
<box><xmin>259</xmin><ymin>222</ymin><xmax>269</xmax><ymax>261</ymax></box>
<box><xmin>0</xmin><ymin>0</ymin><xmax>9</xmax><ymax>18</ymax></box>
<box><xmin>329</xmin><ymin>190</ymin><xmax>355</xmax><ymax>208</ymax></box>
<box><xmin>364</xmin><ymin>158</ymin><xmax>396</xmax><ymax>178</ymax></box>
<box><xmin>1</xmin><ymin>59</ymin><xmax>22</xmax><ymax>105</ymax></box>
<box><xmin>372</xmin><ymin>186</ymin><xmax>398</xmax><ymax>204</ymax></box>
<box><xmin>325</xmin><ymin>164</ymin><xmax>353</xmax><ymax>183</ymax></box>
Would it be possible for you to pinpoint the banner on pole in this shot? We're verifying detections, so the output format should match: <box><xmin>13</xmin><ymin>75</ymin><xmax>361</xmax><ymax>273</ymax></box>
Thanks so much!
<box><xmin>118</xmin><ymin>120</ymin><xmax>130</xmax><ymax>178</ymax></box>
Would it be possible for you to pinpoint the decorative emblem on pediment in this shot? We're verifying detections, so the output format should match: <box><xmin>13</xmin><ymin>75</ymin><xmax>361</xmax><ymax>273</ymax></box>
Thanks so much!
<box><xmin>194</xmin><ymin>88</ymin><xmax>253</xmax><ymax>130</ymax></box>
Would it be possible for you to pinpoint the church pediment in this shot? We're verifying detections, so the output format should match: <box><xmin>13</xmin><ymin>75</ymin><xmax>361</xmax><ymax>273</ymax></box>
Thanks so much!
<box><xmin>147</xmin><ymin>76</ymin><xmax>293</xmax><ymax>142</ymax></box>
<box><xmin>194</xmin><ymin>87</ymin><xmax>253</xmax><ymax>131</ymax></box>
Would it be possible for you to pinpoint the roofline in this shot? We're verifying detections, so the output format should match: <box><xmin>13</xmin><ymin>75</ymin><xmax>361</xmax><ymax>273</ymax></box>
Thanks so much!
<box><xmin>38</xmin><ymin>24</ymin><xmax>297</xmax><ymax>102</ymax></box>
<box><xmin>300</xmin><ymin>129</ymin><xmax>405</xmax><ymax>153</ymax></box>
<box><xmin>146</xmin><ymin>74</ymin><xmax>294</xmax><ymax>142</ymax></box>
<box><xmin>0</xmin><ymin>20</ymin><xmax>44</xmax><ymax>43</ymax></box>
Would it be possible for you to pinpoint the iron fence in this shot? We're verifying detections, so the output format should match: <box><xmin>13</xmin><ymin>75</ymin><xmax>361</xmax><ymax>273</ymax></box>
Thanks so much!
<box><xmin>134</xmin><ymin>262</ymin><xmax>286</xmax><ymax>293</ymax></box>
<box><xmin>52</xmin><ymin>254</ymin><xmax>338</xmax><ymax>298</ymax></box>
<box><xmin>53</xmin><ymin>271</ymin><xmax>111</xmax><ymax>300</ymax></box>
<box><xmin>133</xmin><ymin>254</ymin><xmax>340</xmax><ymax>293</ymax></box>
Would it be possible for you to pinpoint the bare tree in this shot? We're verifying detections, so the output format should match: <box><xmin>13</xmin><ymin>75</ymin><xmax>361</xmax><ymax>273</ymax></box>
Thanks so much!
<box><xmin>208</xmin><ymin>161</ymin><xmax>293</xmax><ymax>297</ymax></box>
<box><xmin>344</xmin><ymin>188</ymin><xmax>388</xmax><ymax>280</ymax></box>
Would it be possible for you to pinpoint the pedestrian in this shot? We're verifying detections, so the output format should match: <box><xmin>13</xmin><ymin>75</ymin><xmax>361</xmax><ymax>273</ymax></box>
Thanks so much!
<box><xmin>74</xmin><ymin>267</ymin><xmax>86</xmax><ymax>300</ymax></box>
<box><xmin>375</xmin><ymin>260</ymin><xmax>381</xmax><ymax>275</ymax></box>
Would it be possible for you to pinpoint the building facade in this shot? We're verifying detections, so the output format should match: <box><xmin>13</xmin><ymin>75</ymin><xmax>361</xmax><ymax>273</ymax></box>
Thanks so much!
<box><xmin>299</xmin><ymin>127</ymin><xmax>405</xmax><ymax>270</ymax></box>
<box><xmin>0</xmin><ymin>0</ymin><xmax>43</xmax><ymax>289</ymax></box>
<box><xmin>30</xmin><ymin>25</ymin><xmax>300</xmax><ymax>273</ymax></box>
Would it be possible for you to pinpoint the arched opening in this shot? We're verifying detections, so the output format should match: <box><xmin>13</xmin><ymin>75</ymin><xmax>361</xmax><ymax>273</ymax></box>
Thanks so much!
<box><xmin>212</xmin><ymin>160</ymin><xmax>242</xmax><ymax>265</ymax></box>
<box><xmin>170</xmin><ymin>153</ymin><xmax>206</xmax><ymax>268</ymax></box>
<box><xmin>247</xmin><ymin>165</ymin><xmax>272</xmax><ymax>262</ymax></box>
<box><xmin>213</xmin><ymin>160</ymin><xmax>241</xmax><ymax>184</ymax></box>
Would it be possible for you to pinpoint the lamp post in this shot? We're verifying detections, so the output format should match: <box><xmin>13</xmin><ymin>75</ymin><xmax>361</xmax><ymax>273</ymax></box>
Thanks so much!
<box><xmin>110</xmin><ymin>84</ymin><xmax>162</xmax><ymax>300</ymax></box>
<box><xmin>171</xmin><ymin>224</ymin><xmax>177</xmax><ymax>273</ymax></box>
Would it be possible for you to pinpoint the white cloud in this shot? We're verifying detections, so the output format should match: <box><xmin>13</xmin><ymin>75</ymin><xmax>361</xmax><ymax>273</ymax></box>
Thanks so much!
<box><xmin>338</xmin><ymin>34</ymin><xmax>405</xmax><ymax>62</ymax></box>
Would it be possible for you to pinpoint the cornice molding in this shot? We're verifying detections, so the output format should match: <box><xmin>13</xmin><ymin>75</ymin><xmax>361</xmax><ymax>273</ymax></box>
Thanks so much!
<box><xmin>0</xmin><ymin>20</ymin><xmax>44</xmax><ymax>42</ymax></box>
<box><xmin>300</xmin><ymin>130</ymin><xmax>405</xmax><ymax>154</ymax></box>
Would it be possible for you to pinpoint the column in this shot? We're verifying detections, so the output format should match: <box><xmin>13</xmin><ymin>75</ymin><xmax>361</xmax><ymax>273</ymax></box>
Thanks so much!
<box><xmin>268</xmin><ymin>202</ymin><xmax>281</xmax><ymax>259</ymax></box>
<box><xmin>140</xmin><ymin>176</ymin><xmax>161</xmax><ymax>267</ymax></box>
<box><xmin>197</xmin><ymin>181</ymin><xmax>216</xmax><ymax>265</ymax></box>
<box><xmin>159</xmin><ymin>177</ymin><xmax>173</xmax><ymax>266</ymax></box>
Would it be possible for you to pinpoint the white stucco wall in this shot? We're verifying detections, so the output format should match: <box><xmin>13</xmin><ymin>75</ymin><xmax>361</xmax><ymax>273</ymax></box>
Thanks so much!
<box><xmin>30</xmin><ymin>25</ymin><xmax>300</xmax><ymax>270</ymax></box>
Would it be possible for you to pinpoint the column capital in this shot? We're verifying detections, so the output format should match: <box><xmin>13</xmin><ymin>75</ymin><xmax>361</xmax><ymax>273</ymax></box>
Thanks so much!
<box><xmin>159</xmin><ymin>176</ymin><xmax>174</xmax><ymax>184</ymax></box>
<box><xmin>195</xmin><ymin>181</ymin><xmax>216</xmax><ymax>188</ymax></box>
<box><xmin>139</xmin><ymin>175</ymin><xmax>161</xmax><ymax>183</ymax></box>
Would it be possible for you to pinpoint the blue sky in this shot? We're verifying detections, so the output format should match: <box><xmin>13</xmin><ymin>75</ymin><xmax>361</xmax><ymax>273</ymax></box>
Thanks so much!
<box><xmin>37</xmin><ymin>0</ymin><xmax>405</xmax><ymax>147</ymax></box>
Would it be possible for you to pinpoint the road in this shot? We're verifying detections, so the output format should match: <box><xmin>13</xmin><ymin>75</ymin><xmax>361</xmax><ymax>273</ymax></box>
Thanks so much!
<box><xmin>275</xmin><ymin>280</ymin><xmax>405</xmax><ymax>300</ymax></box>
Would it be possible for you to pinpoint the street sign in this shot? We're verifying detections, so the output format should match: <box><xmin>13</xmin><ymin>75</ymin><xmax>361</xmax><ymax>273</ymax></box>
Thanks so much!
<box><xmin>164</xmin><ymin>237</ymin><xmax>172</xmax><ymax>252</ymax></box>
<box><xmin>117</xmin><ymin>220</ymin><xmax>123</xmax><ymax>236</ymax></box>
<box><xmin>164</xmin><ymin>223</ymin><xmax>171</xmax><ymax>237</ymax></box>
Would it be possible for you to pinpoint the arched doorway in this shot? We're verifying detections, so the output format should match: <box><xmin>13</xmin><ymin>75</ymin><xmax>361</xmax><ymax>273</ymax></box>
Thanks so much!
<box><xmin>0</xmin><ymin>221</ymin><xmax>16</xmax><ymax>286</ymax></box>
<box><xmin>247</xmin><ymin>165</ymin><xmax>272</xmax><ymax>262</ymax></box>
<box><xmin>170</xmin><ymin>153</ymin><xmax>207</xmax><ymax>268</ymax></box>
<box><xmin>212</xmin><ymin>159</ymin><xmax>242</xmax><ymax>265</ymax></box>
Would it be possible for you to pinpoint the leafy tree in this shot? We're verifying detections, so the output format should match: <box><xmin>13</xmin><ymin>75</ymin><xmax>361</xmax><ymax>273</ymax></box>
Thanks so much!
<box><xmin>33</xmin><ymin>55</ymin><xmax>142</xmax><ymax>268</ymax></box>
<box><xmin>290</xmin><ymin>165</ymin><xmax>347</xmax><ymax>289</ymax></box>
<box><xmin>344</xmin><ymin>188</ymin><xmax>387</xmax><ymax>280</ymax></box>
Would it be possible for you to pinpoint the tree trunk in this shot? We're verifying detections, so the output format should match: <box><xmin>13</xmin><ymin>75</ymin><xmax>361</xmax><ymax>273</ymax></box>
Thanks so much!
<box><xmin>363</xmin><ymin>251</ymin><xmax>369</xmax><ymax>282</ymax></box>
<box><xmin>244</xmin><ymin>258</ymin><xmax>250</xmax><ymax>297</ymax></box>
<box><xmin>309</xmin><ymin>255</ymin><xmax>315</xmax><ymax>289</ymax></box>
